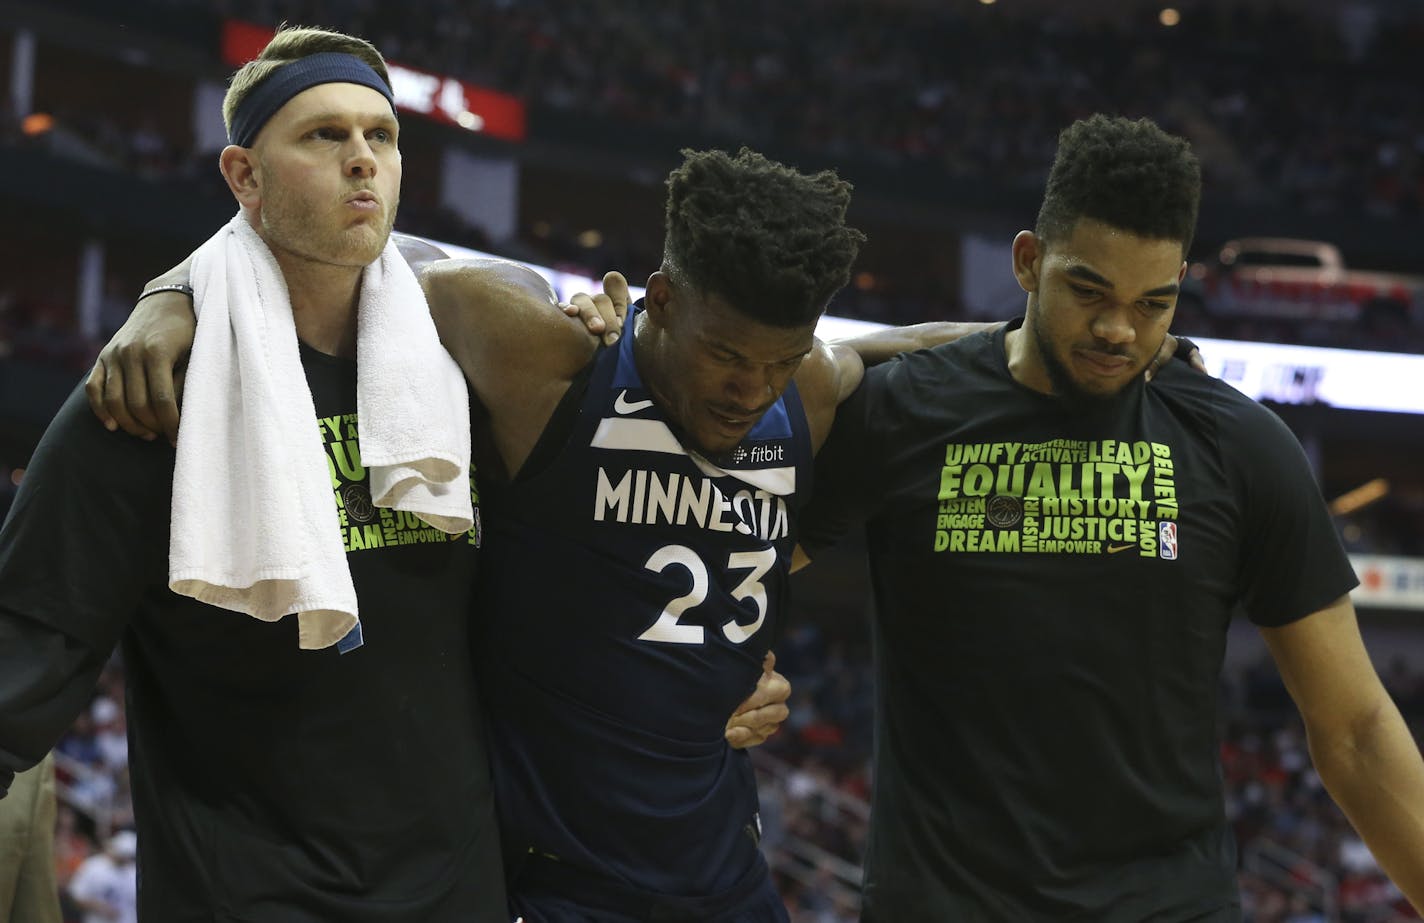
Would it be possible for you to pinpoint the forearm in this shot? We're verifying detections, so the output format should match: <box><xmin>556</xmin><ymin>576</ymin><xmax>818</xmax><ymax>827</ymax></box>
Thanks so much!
<box><xmin>1310</xmin><ymin>702</ymin><xmax>1424</xmax><ymax>909</ymax></box>
<box><xmin>835</xmin><ymin>320</ymin><xmax>998</xmax><ymax>367</ymax></box>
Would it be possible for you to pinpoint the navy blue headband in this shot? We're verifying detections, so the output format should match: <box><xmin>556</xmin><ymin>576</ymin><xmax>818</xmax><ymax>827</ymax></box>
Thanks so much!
<box><xmin>228</xmin><ymin>52</ymin><xmax>396</xmax><ymax>147</ymax></box>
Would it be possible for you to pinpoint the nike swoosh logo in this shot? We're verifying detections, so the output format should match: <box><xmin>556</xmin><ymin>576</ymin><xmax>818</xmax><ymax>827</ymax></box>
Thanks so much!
<box><xmin>613</xmin><ymin>390</ymin><xmax>655</xmax><ymax>415</ymax></box>
<box><xmin>1107</xmin><ymin>543</ymin><xmax>1135</xmax><ymax>554</ymax></box>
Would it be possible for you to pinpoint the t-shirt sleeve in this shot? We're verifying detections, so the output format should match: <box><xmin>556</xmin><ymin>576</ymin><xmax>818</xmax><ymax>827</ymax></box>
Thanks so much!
<box><xmin>0</xmin><ymin>385</ymin><xmax>172</xmax><ymax>792</ymax></box>
<box><xmin>0</xmin><ymin>616</ymin><xmax>111</xmax><ymax>797</ymax></box>
<box><xmin>798</xmin><ymin>362</ymin><xmax>893</xmax><ymax>556</ymax></box>
<box><xmin>1227</xmin><ymin>398</ymin><xmax>1358</xmax><ymax>627</ymax></box>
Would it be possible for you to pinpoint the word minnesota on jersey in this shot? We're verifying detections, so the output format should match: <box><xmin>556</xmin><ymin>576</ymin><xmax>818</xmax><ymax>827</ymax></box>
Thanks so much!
<box><xmin>594</xmin><ymin>467</ymin><xmax>790</xmax><ymax>540</ymax></box>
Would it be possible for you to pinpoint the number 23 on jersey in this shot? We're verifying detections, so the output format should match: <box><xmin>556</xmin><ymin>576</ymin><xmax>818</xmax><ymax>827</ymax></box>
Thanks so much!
<box><xmin>637</xmin><ymin>545</ymin><xmax>777</xmax><ymax>645</ymax></box>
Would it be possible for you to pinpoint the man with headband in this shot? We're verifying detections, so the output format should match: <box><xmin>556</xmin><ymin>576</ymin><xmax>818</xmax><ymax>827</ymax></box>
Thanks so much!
<box><xmin>0</xmin><ymin>24</ymin><xmax>517</xmax><ymax>921</ymax></box>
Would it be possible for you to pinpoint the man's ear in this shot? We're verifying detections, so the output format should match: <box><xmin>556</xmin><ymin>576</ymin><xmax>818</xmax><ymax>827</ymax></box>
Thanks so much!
<box><xmin>219</xmin><ymin>145</ymin><xmax>261</xmax><ymax>209</ymax></box>
<box><xmin>643</xmin><ymin>271</ymin><xmax>674</xmax><ymax>328</ymax></box>
<box><xmin>1011</xmin><ymin>230</ymin><xmax>1043</xmax><ymax>295</ymax></box>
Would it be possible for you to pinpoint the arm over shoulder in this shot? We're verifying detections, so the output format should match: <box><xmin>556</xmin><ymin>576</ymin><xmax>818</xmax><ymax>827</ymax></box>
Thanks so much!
<box><xmin>419</xmin><ymin>258</ymin><xmax>599</xmax><ymax>390</ymax></box>
<box><xmin>833</xmin><ymin>320</ymin><xmax>1001</xmax><ymax>368</ymax></box>
<box><xmin>393</xmin><ymin>232</ymin><xmax>450</xmax><ymax>274</ymax></box>
<box><xmin>793</xmin><ymin>341</ymin><xmax>865</xmax><ymax>453</ymax></box>
<box><xmin>419</xmin><ymin>258</ymin><xmax>603</xmax><ymax>475</ymax></box>
<box><xmin>796</xmin><ymin>358</ymin><xmax>894</xmax><ymax>559</ymax></box>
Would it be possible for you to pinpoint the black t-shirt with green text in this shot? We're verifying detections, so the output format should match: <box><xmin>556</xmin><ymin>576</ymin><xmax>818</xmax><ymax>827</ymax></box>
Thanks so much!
<box><xmin>800</xmin><ymin>320</ymin><xmax>1356</xmax><ymax>922</ymax></box>
<box><xmin>0</xmin><ymin>344</ymin><xmax>505</xmax><ymax>921</ymax></box>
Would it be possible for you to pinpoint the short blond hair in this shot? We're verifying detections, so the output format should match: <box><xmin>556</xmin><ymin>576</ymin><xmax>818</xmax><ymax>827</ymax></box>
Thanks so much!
<box><xmin>222</xmin><ymin>25</ymin><xmax>390</xmax><ymax>139</ymax></box>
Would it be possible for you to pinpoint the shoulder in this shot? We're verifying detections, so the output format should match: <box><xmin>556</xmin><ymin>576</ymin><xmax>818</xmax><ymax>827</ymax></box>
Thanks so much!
<box><xmin>794</xmin><ymin>340</ymin><xmax>866</xmax><ymax>452</ymax></box>
<box><xmin>1148</xmin><ymin>366</ymin><xmax>1323</xmax><ymax>520</ymax></box>
<box><xmin>0</xmin><ymin>388</ymin><xmax>171</xmax><ymax>648</ymax></box>
<box><xmin>918</xmin><ymin>328</ymin><xmax>999</xmax><ymax>369</ymax></box>
<box><xmin>30</xmin><ymin>385</ymin><xmax>174</xmax><ymax>487</ymax></box>
<box><xmin>419</xmin><ymin>257</ymin><xmax>558</xmax><ymax>309</ymax></box>
<box><xmin>393</xmin><ymin>232</ymin><xmax>450</xmax><ymax>273</ymax></box>
<box><xmin>4</xmin><ymin>384</ymin><xmax>174</xmax><ymax>553</ymax></box>
<box><xmin>418</xmin><ymin>258</ymin><xmax>598</xmax><ymax>388</ymax></box>
<box><xmin>893</xmin><ymin>330</ymin><xmax>994</xmax><ymax>380</ymax></box>
<box><xmin>794</xmin><ymin>341</ymin><xmax>859</xmax><ymax>411</ymax></box>
<box><xmin>861</xmin><ymin>333</ymin><xmax>997</xmax><ymax>413</ymax></box>
<box><xmin>1150</xmin><ymin>363</ymin><xmax>1299</xmax><ymax>452</ymax></box>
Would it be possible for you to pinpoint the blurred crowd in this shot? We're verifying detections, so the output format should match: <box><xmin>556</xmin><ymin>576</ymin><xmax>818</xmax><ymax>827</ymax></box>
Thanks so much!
<box><xmin>49</xmin><ymin>0</ymin><xmax>1424</xmax><ymax>219</ymax></box>
<box><xmin>5</xmin><ymin>0</ymin><xmax>1424</xmax><ymax>351</ymax></box>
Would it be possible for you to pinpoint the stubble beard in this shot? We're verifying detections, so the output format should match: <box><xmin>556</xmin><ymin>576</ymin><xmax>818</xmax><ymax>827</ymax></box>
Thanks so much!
<box><xmin>261</xmin><ymin>183</ymin><xmax>398</xmax><ymax>269</ymax></box>
<box><xmin>1026</xmin><ymin>307</ymin><xmax>1126</xmax><ymax>413</ymax></box>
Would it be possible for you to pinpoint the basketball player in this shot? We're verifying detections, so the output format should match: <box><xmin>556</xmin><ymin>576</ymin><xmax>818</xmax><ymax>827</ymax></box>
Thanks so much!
<box><xmin>439</xmin><ymin>148</ymin><xmax>863</xmax><ymax>920</ymax></box>
<box><xmin>798</xmin><ymin>115</ymin><xmax>1424</xmax><ymax>920</ymax></box>
<box><xmin>0</xmin><ymin>26</ymin><xmax>511</xmax><ymax>920</ymax></box>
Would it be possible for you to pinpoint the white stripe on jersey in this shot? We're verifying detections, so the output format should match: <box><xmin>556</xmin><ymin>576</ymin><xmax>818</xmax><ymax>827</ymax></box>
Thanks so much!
<box><xmin>590</xmin><ymin>417</ymin><xmax>797</xmax><ymax>497</ymax></box>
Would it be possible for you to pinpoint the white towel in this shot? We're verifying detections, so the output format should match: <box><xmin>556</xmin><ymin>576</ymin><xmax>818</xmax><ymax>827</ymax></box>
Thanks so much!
<box><xmin>169</xmin><ymin>212</ymin><xmax>472</xmax><ymax>650</ymax></box>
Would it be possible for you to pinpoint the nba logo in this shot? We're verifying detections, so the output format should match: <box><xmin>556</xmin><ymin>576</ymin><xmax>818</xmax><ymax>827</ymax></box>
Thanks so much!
<box><xmin>1159</xmin><ymin>522</ymin><xmax>1178</xmax><ymax>560</ymax></box>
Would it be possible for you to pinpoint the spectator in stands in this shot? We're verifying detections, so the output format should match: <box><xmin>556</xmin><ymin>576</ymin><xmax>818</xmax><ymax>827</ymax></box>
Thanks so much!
<box><xmin>89</xmin><ymin>698</ymin><xmax>126</xmax><ymax>775</ymax></box>
<box><xmin>50</xmin><ymin>803</ymin><xmax>94</xmax><ymax>894</ymax></box>
<box><xmin>67</xmin><ymin>830</ymin><xmax>136</xmax><ymax>923</ymax></box>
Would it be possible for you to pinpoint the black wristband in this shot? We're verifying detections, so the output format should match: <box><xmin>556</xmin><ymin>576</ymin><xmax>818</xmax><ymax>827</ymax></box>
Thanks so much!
<box><xmin>137</xmin><ymin>283</ymin><xmax>194</xmax><ymax>302</ymax></box>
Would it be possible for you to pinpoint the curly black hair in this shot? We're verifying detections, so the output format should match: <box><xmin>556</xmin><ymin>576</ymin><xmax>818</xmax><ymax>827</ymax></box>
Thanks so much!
<box><xmin>1035</xmin><ymin>115</ymin><xmax>1201</xmax><ymax>254</ymax></box>
<box><xmin>662</xmin><ymin>148</ymin><xmax>866</xmax><ymax>328</ymax></box>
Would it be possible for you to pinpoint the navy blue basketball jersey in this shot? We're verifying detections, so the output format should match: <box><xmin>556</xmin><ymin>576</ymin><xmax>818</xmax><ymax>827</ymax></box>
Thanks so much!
<box><xmin>474</xmin><ymin>317</ymin><xmax>812</xmax><ymax>911</ymax></box>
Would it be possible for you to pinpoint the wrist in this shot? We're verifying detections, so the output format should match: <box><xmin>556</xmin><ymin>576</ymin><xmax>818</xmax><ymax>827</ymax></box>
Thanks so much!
<box><xmin>138</xmin><ymin>283</ymin><xmax>194</xmax><ymax>303</ymax></box>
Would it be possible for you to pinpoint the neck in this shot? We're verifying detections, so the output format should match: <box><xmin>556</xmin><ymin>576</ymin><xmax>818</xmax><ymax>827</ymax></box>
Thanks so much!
<box><xmin>270</xmin><ymin>247</ymin><xmax>363</xmax><ymax>359</ymax></box>
<box><xmin>630</xmin><ymin>312</ymin><xmax>676</xmax><ymax>413</ymax></box>
<box><xmin>1004</xmin><ymin>312</ymin><xmax>1052</xmax><ymax>395</ymax></box>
